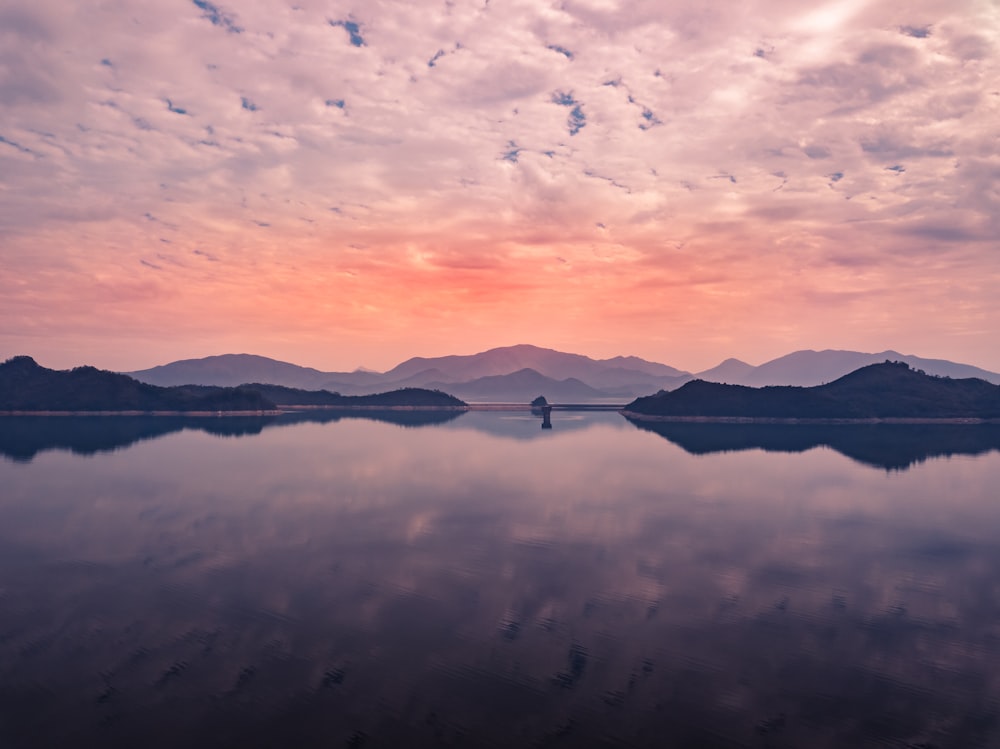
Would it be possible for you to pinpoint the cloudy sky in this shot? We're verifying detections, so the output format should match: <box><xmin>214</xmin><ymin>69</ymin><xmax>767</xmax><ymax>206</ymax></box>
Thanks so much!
<box><xmin>1</xmin><ymin>0</ymin><xmax>998</xmax><ymax>372</ymax></box>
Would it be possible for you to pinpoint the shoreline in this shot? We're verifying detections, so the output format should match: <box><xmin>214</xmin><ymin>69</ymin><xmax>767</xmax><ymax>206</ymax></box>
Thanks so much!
<box><xmin>0</xmin><ymin>406</ymin><xmax>468</xmax><ymax>416</ymax></box>
<box><xmin>0</xmin><ymin>410</ymin><xmax>285</xmax><ymax>417</ymax></box>
<box><xmin>620</xmin><ymin>411</ymin><xmax>1000</xmax><ymax>424</ymax></box>
<box><xmin>466</xmin><ymin>404</ymin><xmax>625</xmax><ymax>411</ymax></box>
<box><xmin>280</xmin><ymin>405</ymin><xmax>468</xmax><ymax>412</ymax></box>
<box><xmin>6</xmin><ymin>408</ymin><xmax>996</xmax><ymax>423</ymax></box>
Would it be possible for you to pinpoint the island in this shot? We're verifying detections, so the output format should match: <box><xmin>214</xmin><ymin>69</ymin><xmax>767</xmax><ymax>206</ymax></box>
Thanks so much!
<box><xmin>0</xmin><ymin>356</ymin><xmax>468</xmax><ymax>414</ymax></box>
<box><xmin>240</xmin><ymin>383</ymin><xmax>467</xmax><ymax>409</ymax></box>
<box><xmin>623</xmin><ymin>361</ymin><xmax>1000</xmax><ymax>422</ymax></box>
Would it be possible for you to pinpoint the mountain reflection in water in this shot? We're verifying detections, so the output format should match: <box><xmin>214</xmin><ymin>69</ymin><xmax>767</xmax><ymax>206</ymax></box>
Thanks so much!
<box><xmin>4</xmin><ymin>412</ymin><xmax>1000</xmax><ymax>472</ymax></box>
<box><xmin>0</xmin><ymin>411</ymin><xmax>464</xmax><ymax>462</ymax></box>
<box><xmin>2</xmin><ymin>413</ymin><xmax>1000</xmax><ymax>747</ymax></box>
<box><xmin>624</xmin><ymin>418</ymin><xmax>1000</xmax><ymax>471</ymax></box>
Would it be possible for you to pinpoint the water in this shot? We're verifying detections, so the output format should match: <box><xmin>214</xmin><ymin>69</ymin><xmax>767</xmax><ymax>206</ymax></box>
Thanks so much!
<box><xmin>2</xmin><ymin>412</ymin><xmax>1000</xmax><ymax>748</ymax></box>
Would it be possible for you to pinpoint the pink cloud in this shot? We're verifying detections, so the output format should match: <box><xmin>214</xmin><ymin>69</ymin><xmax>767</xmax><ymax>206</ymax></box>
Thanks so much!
<box><xmin>1</xmin><ymin>0</ymin><xmax>998</xmax><ymax>372</ymax></box>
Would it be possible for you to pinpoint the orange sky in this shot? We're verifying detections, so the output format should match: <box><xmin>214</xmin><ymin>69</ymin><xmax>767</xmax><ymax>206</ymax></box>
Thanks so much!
<box><xmin>2</xmin><ymin>0</ymin><xmax>999</xmax><ymax>373</ymax></box>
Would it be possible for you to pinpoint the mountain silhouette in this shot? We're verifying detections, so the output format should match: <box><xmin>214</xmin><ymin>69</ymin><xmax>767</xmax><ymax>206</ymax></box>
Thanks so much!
<box><xmin>626</xmin><ymin>361</ymin><xmax>1000</xmax><ymax>420</ymax></box>
<box><xmin>0</xmin><ymin>357</ymin><xmax>467</xmax><ymax>414</ymax></box>
<box><xmin>1</xmin><ymin>356</ymin><xmax>274</xmax><ymax>412</ymax></box>
<box><xmin>425</xmin><ymin>368</ymin><xmax>611</xmax><ymax>402</ymax></box>
<box><xmin>124</xmin><ymin>346</ymin><xmax>1000</xmax><ymax>402</ymax></box>
<box><xmin>698</xmin><ymin>349</ymin><xmax>1000</xmax><ymax>387</ymax></box>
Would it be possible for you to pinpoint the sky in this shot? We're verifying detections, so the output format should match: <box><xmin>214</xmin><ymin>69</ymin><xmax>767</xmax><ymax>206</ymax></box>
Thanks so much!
<box><xmin>1</xmin><ymin>0</ymin><xmax>998</xmax><ymax>374</ymax></box>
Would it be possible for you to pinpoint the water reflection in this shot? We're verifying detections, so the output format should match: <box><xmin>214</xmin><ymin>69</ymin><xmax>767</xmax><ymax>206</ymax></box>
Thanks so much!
<box><xmin>625</xmin><ymin>418</ymin><xmax>1000</xmax><ymax>471</ymax></box>
<box><xmin>0</xmin><ymin>410</ymin><xmax>621</xmax><ymax>462</ymax></box>
<box><xmin>1</xmin><ymin>414</ymin><xmax>999</xmax><ymax>747</ymax></box>
<box><xmin>0</xmin><ymin>410</ymin><xmax>464</xmax><ymax>462</ymax></box>
<box><xmin>6</xmin><ymin>412</ymin><xmax>1000</xmax><ymax>472</ymax></box>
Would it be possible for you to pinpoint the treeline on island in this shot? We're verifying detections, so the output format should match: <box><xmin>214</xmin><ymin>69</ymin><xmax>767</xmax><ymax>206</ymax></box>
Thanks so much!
<box><xmin>624</xmin><ymin>361</ymin><xmax>1000</xmax><ymax>420</ymax></box>
<box><xmin>0</xmin><ymin>357</ymin><xmax>467</xmax><ymax>412</ymax></box>
<box><xmin>243</xmin><ymin>383</ymin><xmax>466</xmax><ymax>408</ymax></box>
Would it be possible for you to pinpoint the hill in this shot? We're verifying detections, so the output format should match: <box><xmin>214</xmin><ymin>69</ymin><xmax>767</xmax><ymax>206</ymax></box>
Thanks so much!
<box><xmin>0</xmin><ymin>356</ymin><xmax>274</xmax><ymax>412</ymax></box>
<box><xmin>624</xmin><ymin>361</ymin><xmax>1000</xmax><ymax>420</ymax></box>
<box><xmin>246</xmin><ymin>383</ymin><xmax>466</xmax><ymax>408</ymax></box>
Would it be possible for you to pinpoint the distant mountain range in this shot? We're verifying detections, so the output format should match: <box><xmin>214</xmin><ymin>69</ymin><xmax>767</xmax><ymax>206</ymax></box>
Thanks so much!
<box><xmin>704</xmin><ymin>349</ymin><xmax>1000</xmax><ymax>388</ymax></box>
<box><xmin>129</xmin><ymin>345</ymin><xmax>690</xmax><ymax>401</ymax></box>
<box><xmin>127</xmin><ymin>345</ymin><xmax>1000</xmax><ymax>402</ymax></box>
<box><xmin>625</xmin><ymin>362</ymin><xmax>1000</xmax><ymax>420</ymax></box>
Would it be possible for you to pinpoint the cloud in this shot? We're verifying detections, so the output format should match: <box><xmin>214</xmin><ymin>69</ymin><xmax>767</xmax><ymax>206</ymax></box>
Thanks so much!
<box><xmin>1</xmin><ymin>0</ymin><xmax>999</xmax><ymax>372</ymax></box>
<box><xmin>949</xmin><ymin>34</ymin><xmax>992</xmax><ymax>61</ymax></box>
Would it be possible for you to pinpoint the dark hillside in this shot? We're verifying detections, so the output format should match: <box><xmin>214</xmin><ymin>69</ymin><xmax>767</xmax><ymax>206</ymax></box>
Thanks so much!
<box><xmin>246</xmin><ymin>383</ymin><xmax>467</xmax><ymax>408</ymax></box>
<box><xmin>625</xmin><ymin>362</ymin><xmax>1000</xmax><ymax>420</ymax></box>
<box><xmin>0</xmin><ymin>356</ymin><xmax>274</xmax><ymax>412</ymax></box>
<box><xmin>345</xmin><ymin>387</ymin><xmax>466</xmax><ymax>407</ymax></box>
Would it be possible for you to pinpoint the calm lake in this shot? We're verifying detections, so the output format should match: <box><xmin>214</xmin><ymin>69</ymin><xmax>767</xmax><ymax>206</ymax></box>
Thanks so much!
<box><xmin>2</xmin><ymin>411</ymin><xmax>1000</xmax><ymax>748</ymax></box>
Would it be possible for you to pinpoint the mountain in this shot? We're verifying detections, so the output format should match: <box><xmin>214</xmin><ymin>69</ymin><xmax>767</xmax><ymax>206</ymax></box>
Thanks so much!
<box><xmin>427</xmin><ymin>368</ymin><xmax>612</xmax><ymax>403</ymax></box>
<box><xmin>125</xmin><ymin>346</ymin><xmax>1000</xmax><ymax>401</ymax></box>
<box><xmin>128</xmin><ymin>345</ymin><xmax>690</xmax><ymax>401</ymax></box>
<box><xmin>383</xmin><ymin>344</ymin><xmax>686</xmax><ymax>384</ymax></box>
<box><xmin>625</xmin><ymin>361</ymin><xmax>1000</xmax><ymax>420</ymax></box>
<box><xmin>129</xmin><ymin>353</ymin><xmax>382</xmax><ymax>390</ymax></box>
<box><xmin>1</xmin><ymin>356</ymin><xmax>274</xmax><ymax>412</ymax></box>
<box><xmin>321</xmin><ymin>367</ymin><xmax>457</xmax><ymax>395</ymax></box>
<box><xmin>693</xmin><ymin>358</ymin><xmax>754</xmax><ymax>384</ymax></box>
<box><xmin>700</xmin><ymin>350</ymin><xmax>1000</xmax><ymax>387</ymax></box>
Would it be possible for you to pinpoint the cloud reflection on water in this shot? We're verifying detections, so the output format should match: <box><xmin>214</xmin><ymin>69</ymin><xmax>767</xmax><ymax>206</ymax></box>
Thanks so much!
<box><xmin>1</xmin><ymin>414</ymin><xmax>999</xmax><ymax>747</ymax></box>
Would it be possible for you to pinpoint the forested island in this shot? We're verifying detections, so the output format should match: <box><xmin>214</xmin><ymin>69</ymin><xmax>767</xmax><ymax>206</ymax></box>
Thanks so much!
<box><xmin>624</xmin><ymin>361</ymin><xmax>1000</xmax><ymax>421</ymax></box>
<box><xmin>241</xmin><ymin>383</ymin><xmax>467</xmax><ymax>409</ymax></box>
<box><xmin>0</xmin><ymin>357</ymin><xmax>467</xmax><ymax>413</ymax></box>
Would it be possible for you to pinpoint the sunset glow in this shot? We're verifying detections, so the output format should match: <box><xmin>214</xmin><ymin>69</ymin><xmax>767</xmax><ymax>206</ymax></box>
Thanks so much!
<box><xmin>2</xmin><ymin>0</ymin><xmax>998</xmax><ymax>372</ymax></box>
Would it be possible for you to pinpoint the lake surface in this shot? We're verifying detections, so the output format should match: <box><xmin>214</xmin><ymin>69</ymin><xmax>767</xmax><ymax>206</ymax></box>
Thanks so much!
<box><xmin>2</xmin><ymin>411</ymin><xmax>1000</xmax><ymax>748</ymax></box>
